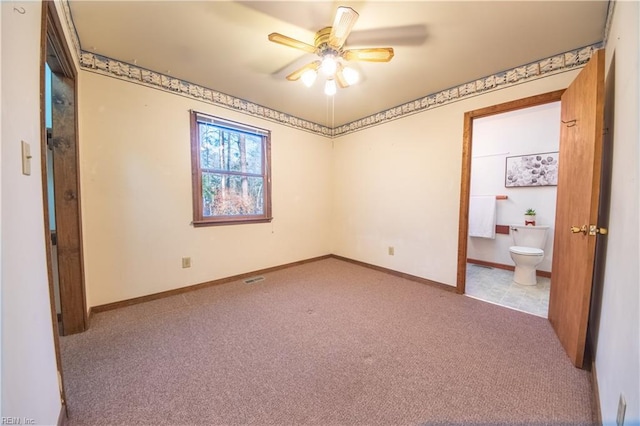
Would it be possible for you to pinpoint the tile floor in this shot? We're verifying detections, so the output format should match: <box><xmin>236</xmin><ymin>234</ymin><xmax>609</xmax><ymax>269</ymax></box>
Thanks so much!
<box><xmin>465</xmin><ymin>263</ymin><xmax>550</xmax><ymax>318</ymax></box>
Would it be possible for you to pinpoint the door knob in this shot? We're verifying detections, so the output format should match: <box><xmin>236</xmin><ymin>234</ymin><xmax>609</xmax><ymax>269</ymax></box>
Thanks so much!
<box><xmin>589</xmin><ymin>225</ymin><xmax>608</xmax><ymax>235</ymax></box>
<box><xmin>570</xmin><ymin>225</ymin><xmax>587</xmax><ymax>235</ymax></box>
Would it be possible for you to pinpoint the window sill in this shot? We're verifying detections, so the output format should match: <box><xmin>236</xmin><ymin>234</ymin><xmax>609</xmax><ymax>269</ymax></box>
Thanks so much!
<box><xmin>192</xmin><ymin>217</ymin><xmax>273</xmax><ymax>227</ymax></box>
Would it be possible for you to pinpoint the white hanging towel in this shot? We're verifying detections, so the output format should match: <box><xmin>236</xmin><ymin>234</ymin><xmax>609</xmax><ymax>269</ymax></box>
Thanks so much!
<box><xmin>468</xmin><ymin>196</ymin><xmax>496</xmax><ymax>239</ymax></box>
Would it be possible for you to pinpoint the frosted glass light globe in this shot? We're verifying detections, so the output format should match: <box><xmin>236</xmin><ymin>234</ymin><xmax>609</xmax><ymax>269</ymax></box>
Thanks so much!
<box><xmin>321</xmin><ymin>55</ymin><xmax>337</xmax><ymax>76</ymax></box>
<box><xmin>342</xmin><ymin>66</ymin><xmax>359</xmax><ymax>85</ymax></box>
<box><xmin>301</xmin><ymin>69</ymin><xmax>317</xmax><ymax>87</ymax></box>
<box><xmin>324</xmin><ymin>79</ymin><xmax>337</xmax><ymax>96</ymax></box>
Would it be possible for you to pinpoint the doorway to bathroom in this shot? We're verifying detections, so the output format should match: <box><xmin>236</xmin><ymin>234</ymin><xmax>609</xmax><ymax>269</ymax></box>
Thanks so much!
<box><xmin>458</xmin><ymin>91</ymin><xmax>563</xmax><ymax>318</ymax></box>
<box><xmin>457</xmin><ymin>50</ymin><xmax>606</xmax><ymax>368</ymax></box>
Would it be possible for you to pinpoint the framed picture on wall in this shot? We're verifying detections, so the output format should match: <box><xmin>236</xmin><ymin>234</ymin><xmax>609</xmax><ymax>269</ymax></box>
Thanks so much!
<box><xmin>505</xmin><ymin>151</ymin><xmax>559</xmax><ymax>187</ymax></box>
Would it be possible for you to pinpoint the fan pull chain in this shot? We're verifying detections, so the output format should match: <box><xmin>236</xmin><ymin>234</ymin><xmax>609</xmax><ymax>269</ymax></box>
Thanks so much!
<box><xmin>332</xmin><ymin>95</ymin><xmax>335</xmax><ymax>134</ymax></box>
<box><xmin>326</xmin><ymin>91</ymin><xmax>335</xmax><ymax>143</ymax></box>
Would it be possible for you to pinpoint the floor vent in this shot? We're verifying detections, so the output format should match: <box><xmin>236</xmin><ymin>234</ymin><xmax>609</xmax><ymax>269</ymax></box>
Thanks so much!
<box><xmin>244</xmin><ymin>276</ymin><xmax>265</xmax><ymax>284</ymax></box>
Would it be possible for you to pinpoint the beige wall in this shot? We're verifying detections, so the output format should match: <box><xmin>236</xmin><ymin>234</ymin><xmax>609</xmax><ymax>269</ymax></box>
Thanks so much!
<box><xmin>331</xmin><ymin>72</ymin><xmax>578</xmax><ymax>286</ymax></box>
<box><xmin>1</xmin><ymin>2</ymin><xmax>62</xmax><ymax>423</ymax></box>
<box><xmin>595</xmin><ymin>1</ymin><xmax>639</xmax><ymax>423</ymax></box>
<box><xmin>79</xmin><ymin>72</ymin><xmax>332</xmax><ymax>307</ymax></box>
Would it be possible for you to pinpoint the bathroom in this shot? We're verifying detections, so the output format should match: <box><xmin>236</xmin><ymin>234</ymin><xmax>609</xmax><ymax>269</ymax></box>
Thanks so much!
<box><xmin>466</xmin><ymin>101</ymin><xmax>560</xmax><ymax>317</ymax></box>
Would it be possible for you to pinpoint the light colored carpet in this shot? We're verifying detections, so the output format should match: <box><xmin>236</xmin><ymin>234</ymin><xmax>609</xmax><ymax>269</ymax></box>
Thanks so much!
<box><xmin>60</xmin><ymin>258</ymin><xmax>595</xmax><ymax>425</ymax></box>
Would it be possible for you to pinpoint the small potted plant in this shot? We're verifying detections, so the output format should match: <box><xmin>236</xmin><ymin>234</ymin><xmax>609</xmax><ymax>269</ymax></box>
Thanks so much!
<box><xmin>525</xmin><ymin>208</ymin><xmax>536</xmax><ymax>226</ymax></box>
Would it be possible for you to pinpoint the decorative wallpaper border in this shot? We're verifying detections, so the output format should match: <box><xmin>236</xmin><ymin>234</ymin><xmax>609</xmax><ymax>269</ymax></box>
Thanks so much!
<box><xmin>61</xmin><ymin>1</ymin><xmax>601</xmax><ymax>139</ymax></box>
<box><xmin>59</xmin><ymin>0</ymin><xmax>331</xmax><ymax>137</ymax></box>
<box><xmin>603</xmin><ymin>0</ymin><xmax>616</xmax><ymax>47</ymax></box>
<box><xmin>59</xmin><ymin>0</ymin><xmax>81</xmax><ymax>63</ymax></box>
<box><xmin>332</xmin><ymin>44</ymin><xmax>601</xmax><ymax>137</ymax></box>
<box><xmin>79</xmin><ymin>51</ymin><xmax>333</xmax><ymax>137</ymax></box>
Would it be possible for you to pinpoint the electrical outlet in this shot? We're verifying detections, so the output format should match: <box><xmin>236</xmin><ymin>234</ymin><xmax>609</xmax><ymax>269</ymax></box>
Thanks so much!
<box><xmin>388</xmin><ymin>246</ymin><xmax>395</xmax><ymax>256</ymax></box>
<box><xmin>617</xmin><ymin>394</ymin><xmax>626</xmax><ymax>426</ymax></box>
<box><xmin>181</xmin><ymin>257</ymin><xmax>191</xmax><ymax>268</ymax></box>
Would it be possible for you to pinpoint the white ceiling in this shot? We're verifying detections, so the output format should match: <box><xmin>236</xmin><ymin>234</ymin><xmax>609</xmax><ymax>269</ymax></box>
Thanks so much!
<box><xmin>68</xmin><ymin>1</ymin><xmax>609</xmax><ymax>127</ymax></box>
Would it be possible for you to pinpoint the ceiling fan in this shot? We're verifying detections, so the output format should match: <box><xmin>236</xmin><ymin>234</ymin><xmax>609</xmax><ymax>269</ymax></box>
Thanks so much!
<box><xmin>268</xmin><ymin>6</ymin><xmax>394</xmax><ymax>96</ymax></box>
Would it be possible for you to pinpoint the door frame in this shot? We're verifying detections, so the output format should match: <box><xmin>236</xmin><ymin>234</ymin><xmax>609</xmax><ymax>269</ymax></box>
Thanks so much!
<box><xmin>41</xmin><ymin>0</ymin><xmax>87</xmax><ymax>335</ymax></box>
<box><xmin>40</xmin><ymin>0</ymin><xmax>86</xmax><ymax>415</ymax></box>
<box><xmin>456</xmin><ymin>90</ymin><xmax>564</xmax><ymax>294</ymax></box>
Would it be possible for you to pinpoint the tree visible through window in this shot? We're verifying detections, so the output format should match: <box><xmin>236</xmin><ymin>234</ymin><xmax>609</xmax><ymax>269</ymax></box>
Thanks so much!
<box><xmin>190</xmin><ymin>111</ymin><xmax>271</xmax><ymax>226</ymax></box>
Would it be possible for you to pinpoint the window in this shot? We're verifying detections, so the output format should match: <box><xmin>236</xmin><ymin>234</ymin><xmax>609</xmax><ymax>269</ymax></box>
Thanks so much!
<box><xmin>190</xmin><ymin>111</ymin><xmax>272</xmax><ymax>226</ymax></box>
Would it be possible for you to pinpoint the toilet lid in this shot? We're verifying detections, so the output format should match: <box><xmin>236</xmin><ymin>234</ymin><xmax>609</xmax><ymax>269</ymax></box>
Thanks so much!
<box><xmin>510</xmin><ymin>246</ymin><xmax>544</xmax><ymax>255</ymax></box>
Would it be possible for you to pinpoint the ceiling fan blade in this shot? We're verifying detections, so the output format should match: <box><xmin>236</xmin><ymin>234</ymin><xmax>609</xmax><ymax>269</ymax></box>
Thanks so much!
<box><xmin>268</xmin><ymin>32</ymin><xmax>317</xmax><ymax>54</ymax></box>
<box><xmin>286</xmin><ymin>60</ymin><xmax>321</xmax><ymax>81</ymax></box>
<box><xmin>347</xmin><ymin>24</ymin><xmax>428</xmax><ymax>47</ymax></box>
<box><xmin>343</xmin><ymin>48</ymin><xmax>394</xmax><ymax>62</ymax></box>
<box><xmin>271</xmin><ymin>54</ymin><xmax>315</xmax><ymax>79</ymax></box>
<box><xmin>329</xmin><ymin>6</ymin><xmax>359</xmax><ymax>49</ymax></box>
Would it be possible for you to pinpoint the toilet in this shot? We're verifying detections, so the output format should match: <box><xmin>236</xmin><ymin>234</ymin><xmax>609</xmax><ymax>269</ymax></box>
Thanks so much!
<box><xmin>509</xmin><ymin>225</ymin><xmax>549</xmax><ymax>286</ymax></box>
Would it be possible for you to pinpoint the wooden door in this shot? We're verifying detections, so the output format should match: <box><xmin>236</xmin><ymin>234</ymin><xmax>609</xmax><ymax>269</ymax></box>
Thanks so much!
<box><xmin>548</xmin><ymin>49</ymin><xmax>605</xmax><ymax>368</ymax></box>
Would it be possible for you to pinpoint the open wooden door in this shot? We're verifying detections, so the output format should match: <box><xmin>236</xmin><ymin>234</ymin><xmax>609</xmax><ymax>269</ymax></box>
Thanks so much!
<box><xmin>548</xmin><ymin>49</ymin><xmax>605</xmax><ymax>368</ymax></box>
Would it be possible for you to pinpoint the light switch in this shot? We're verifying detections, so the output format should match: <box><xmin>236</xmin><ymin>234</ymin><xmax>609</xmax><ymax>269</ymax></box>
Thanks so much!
<box><xmin>21</xmin><ymin>141</ymin><xmax>32</xmax><ymax>176</ymax></box>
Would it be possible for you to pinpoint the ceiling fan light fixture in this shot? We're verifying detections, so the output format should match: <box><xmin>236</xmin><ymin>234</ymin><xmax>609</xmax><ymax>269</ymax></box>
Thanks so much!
<box><xmin>324</xmin><ymin>79</ymin><xmax>337</xmax><ymax>96</ymax></box>
<box><xmin>268</xmin><ymin>6</ymin><xmax>394</xmax><ymax>96</ymax></box>
<box><xmin>321</xmin><ymin>55</ymin><xmax>337</xmax><ymax>76</ymax></box>
<box><xmin>301</xmin><ymin>69</ymin><xmax>318</xmax><ymax>87</ymax></box>
<box><xmin>342</xmin><ymin>66</ymin><xmax>359</xmax><ymax>86</ymax></box>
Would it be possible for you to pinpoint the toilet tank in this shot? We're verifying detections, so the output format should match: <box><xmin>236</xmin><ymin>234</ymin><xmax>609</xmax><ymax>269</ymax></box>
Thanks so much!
<box><xmin>511</xmin><ymin>225</ymin><xmax>549</xmax><ymax>249</ymax></box>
